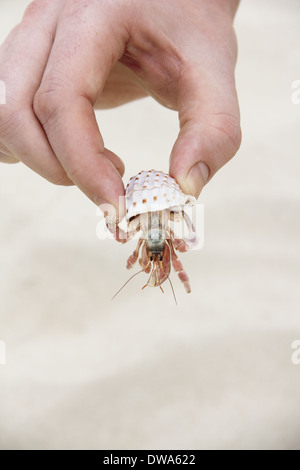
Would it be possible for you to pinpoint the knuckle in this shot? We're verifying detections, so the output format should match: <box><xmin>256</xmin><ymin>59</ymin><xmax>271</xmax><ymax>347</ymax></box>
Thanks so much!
<box><xmin>33</xmin><ymin>89</ymin><xmax>54</xmax><ymax>123</ymax></box>
<box><xmin>33</xmin><ymin>82</ymin><xmax>63</xmax><ymax>125</ymax></box>
<box><xmin>34</xmin><ymin>70</ymin><xmax>72</xmax><ymax>125</ymax></box>
<box><xmin>48</xmin><ymin>170</ymin><xmax>73</xmax><ymax>187</ymax></box>
<box><xmin>224</xmin><ymin>119</ymin><xmax>242</xmax><ymax>151</ymax></box>
<box><xmin>23</xmin><ymin>1</ymin><xmax>42</xmax><ymax>19</ymax></box>
<box><xmin>212</xmin><ymin>112</ymin><xmax>242</xmax><ymax>158</ymax></box>
<box><xmin>65</xmin><ymin>163</ymin><xmax>83</xmax><ymax>183</ymax></box>
<box><xmin>22</xmin><ymin>0</ymin><xmax>50</xmax><ymax>22</ymax></box>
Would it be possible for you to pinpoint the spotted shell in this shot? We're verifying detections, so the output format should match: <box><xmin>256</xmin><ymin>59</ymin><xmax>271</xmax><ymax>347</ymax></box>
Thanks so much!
<box><xmin>125</xmin><ymin>169</ymin><xmax>196</xmax><ymax>220</ymax></box>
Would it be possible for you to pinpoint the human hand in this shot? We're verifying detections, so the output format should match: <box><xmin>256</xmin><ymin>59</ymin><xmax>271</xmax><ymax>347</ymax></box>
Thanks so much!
<box><xmin>0</xmin><ymin>0</ymin><xmax>241</xmax><ymax>218</ymax></box>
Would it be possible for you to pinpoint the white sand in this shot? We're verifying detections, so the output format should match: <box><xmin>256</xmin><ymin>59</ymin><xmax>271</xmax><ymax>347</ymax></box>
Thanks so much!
<box><xmin>0</xmin><ymin>0</ymin><xmax>300</xmax><ymax>450</ymax></box>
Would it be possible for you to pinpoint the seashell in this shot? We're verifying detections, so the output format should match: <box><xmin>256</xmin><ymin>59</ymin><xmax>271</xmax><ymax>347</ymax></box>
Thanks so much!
<box><xmin>125</xmin><ymin>169</ymin><xmax>196</xmax><ymax>220</ymax></box>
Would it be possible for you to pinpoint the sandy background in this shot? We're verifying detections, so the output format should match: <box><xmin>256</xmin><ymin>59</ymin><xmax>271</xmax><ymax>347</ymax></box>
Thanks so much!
<box><xmin>0</xmin><ymin>0</ymin><xmax>300</xmax><ymax>450</ymax></box>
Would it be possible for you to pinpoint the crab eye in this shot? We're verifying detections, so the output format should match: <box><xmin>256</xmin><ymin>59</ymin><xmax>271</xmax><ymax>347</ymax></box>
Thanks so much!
<box><xmin>150</xmin><ymin>256</ymin><xmax>153</xmax><ymax>261</ymax></box>
<box><xmin>160</xmin><ymin>255</ymin><xmax>163</xmax><ymax>261</ymax></box>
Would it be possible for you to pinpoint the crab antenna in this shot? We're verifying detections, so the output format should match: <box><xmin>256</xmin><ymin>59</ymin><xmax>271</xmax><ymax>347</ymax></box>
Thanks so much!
<box><xmin>142</xmin><ymin>262</ymin><xmax>155</xmax><ymax>290</ymax></box>
<box><xmin>153</xmin><ymin>260</ymin><xmax>164</xmax><ymax>294</ymax></box>
<box><xmin>112</xmin><ymin>269</ymin><xmax>144</xmax><ymax>300</ymax></box>
<box><xmin>164</xmin><ymin>241</ymin><xmax>178</xmax><ymax>306</ymax></box>
<box><xmin>154</xmin><ymin>261</ymin><xmax>165</xmax><ymax>294</ymax></box>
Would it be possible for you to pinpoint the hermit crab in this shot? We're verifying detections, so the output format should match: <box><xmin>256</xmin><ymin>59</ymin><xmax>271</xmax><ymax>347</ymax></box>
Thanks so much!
<box><xmin>105</xmin><ymin>170</ymin><xmax>198</xmax><ymax>298</ymax></box>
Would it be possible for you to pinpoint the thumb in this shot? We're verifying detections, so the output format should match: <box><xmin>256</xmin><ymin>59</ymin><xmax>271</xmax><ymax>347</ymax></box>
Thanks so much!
<box><xmin>169</xmin><ymin>72</ymin><xmax>241</xmax><ymax>198</ymax></box>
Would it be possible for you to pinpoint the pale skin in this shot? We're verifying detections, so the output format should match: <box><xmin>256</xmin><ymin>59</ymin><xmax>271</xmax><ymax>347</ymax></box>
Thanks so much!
<box><xmin>0</xmin><ymin>0</ymin><xmax>241</xmax><ymax>219</ymax></box>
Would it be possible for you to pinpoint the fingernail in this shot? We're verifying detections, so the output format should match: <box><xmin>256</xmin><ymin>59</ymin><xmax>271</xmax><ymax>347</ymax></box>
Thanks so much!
<box><xmin>186</xmin><ymin>161</ymin><xmax>210</xmax><ymax>197</ymax></box>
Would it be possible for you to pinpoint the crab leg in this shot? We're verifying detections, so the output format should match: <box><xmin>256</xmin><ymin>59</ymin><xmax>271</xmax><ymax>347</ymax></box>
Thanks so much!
<box><xmin>182</xmin><ymin>211</ymin><xmax>199</xmax><ymax>248</ymax></box>
<box><xmin>139</xmin><ymin>242</ymin><xmax>151</xmax><ymax>274</ymax></box>
<box><xmin>126</xmin><ymin>238</ymin><xmax>143</xmax><ymax>269</ymax></box>
<box><xmin>105</xmin><ymin>215</ymin><xmax>140</xmax><ymax>244</ymax></box>
<box><xmin>169</xmin><ymin>211</ymin><xmax>198</xmax><ymax>252</ymax></box>
<box><xmin>167</xmin><ymin>239</ymin><xmax>191</xmax><ymax>293</ymax></box>
<box><xmin>161</xmin><ymin>244</ymin><xmax>171</xmax><ymax>280</ymax></box>
<box><xmin>169</xmin><ymin>228</ymin><xmax>190</xmax><ymax>253</ymax></box>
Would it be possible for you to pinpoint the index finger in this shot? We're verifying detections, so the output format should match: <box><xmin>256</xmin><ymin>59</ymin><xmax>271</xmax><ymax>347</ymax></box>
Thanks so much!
<box><xmin>33</xmin><ymin>2</ymin><xmax>128</xmax><ymax>216</ymax></box>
